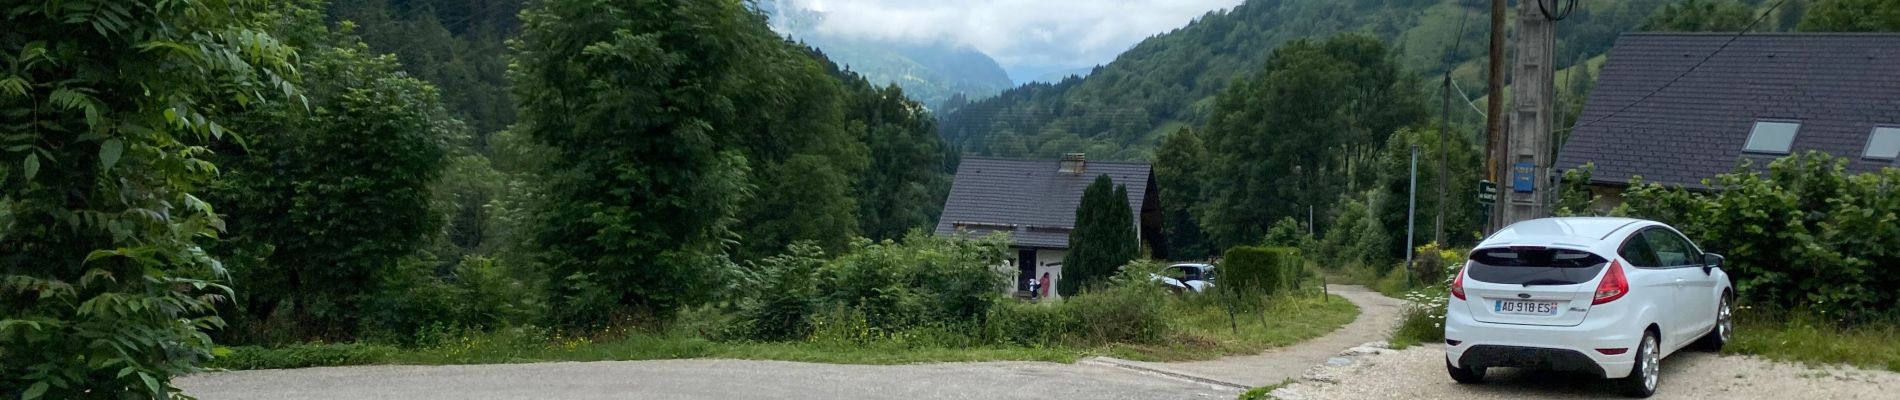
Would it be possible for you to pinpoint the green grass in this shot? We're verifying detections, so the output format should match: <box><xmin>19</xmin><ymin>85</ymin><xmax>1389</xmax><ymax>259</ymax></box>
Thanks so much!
<box><xmin>211</xmin><ymin>293</ymin><xmax>1359</xmax><ymax>370</ymax></box>
<box><xmin>1105</xmin><ymin>293</ymin><xmax>1358</xmax><ymax>362</ymax></box>
<box><xmin>1729</xmin><ymin>310</ymin><xmax>1900</xmax><ymax>373</ymax></box>
<box><xmin>1235</xmin><ymin>378</ymin><xmax>1296</xmax><ymax>400</ymax></box>
<box><xmin>1387</xmin><ymin>300</ymin><xmax>1445</xmax><ymax>350</ymax></box>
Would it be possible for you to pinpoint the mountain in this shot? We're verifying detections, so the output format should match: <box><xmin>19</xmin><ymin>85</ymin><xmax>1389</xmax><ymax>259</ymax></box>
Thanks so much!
<box><xmin>762</xmin><ymin>1</ymin><xmax>1014</xmax><ymax>111</ymax></box>
<box><xmin>1029</xmin><ymin>66</ymin><xmax>1099</xmax><ymax>85</ymax></box>
<box><xmin>938</xmin><ymin>0</ymin><xmax>1673</xmax><ymax>161</ymax></box>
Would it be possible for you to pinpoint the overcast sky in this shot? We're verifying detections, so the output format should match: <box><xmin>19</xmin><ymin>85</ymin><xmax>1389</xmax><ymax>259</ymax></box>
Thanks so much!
<box><xmin>779</xmin><ymin>0</ymin><xmax>1245</xmax><ymax>83</ymax></box>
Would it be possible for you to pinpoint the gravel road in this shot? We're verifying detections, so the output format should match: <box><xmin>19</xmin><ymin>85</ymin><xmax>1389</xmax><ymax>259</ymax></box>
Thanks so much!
<box><xmin>178</xmin><ymin>356</ymin><xmax>1243</xmax><ymax>399</ymax></box>
<box><xmin>1097</xmin><ymin>285</ymin><xmax>1401</xmax><ymax>387</ymax></box>
<box><xmin>1273</xmin><ymin>344</ymin><xmax>1900</xmax><ymax>400</ymax></box>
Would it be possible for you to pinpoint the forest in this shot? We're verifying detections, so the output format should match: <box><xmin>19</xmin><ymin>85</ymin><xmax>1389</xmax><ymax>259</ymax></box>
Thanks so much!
<box><xmin>2</xmin><ymin>0</ymin><xmax>949</xmax><ymax>396</ymax></box>
<box><xmin>5</xmin><ymin>0</ymin><xmax>1900</xmax><ymax>398</ymax></box>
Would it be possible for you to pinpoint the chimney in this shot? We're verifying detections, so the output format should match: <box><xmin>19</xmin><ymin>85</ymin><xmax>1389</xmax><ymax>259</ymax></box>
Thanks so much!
<box><xmin>1058</xmin><ymin>153</ymin><xmax>1086</xmax><ymax>175</ymax></box>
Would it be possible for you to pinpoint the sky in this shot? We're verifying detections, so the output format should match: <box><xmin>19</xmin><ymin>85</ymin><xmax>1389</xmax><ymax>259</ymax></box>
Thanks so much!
<box><xmin>778</xmin><ymin>0</ymin><xmax>1246</xmax><ymax>84</ymax></box>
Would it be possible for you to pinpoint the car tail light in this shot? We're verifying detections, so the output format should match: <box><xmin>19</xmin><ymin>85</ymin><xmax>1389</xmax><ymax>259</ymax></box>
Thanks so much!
<box><xmin>1450</xmin><ymin>262</ymin><xmax>1468</xmax><ymax>300</ymax></box>
<box><xmin>1592</xmin><ymin>260</ymin><xmax>1629</xmax><ymax>305</ymax></box>
<box><xmin>1596</xmin><ymin>348</ymin><xmax>1629</xmax><ymax>355</ymax></box>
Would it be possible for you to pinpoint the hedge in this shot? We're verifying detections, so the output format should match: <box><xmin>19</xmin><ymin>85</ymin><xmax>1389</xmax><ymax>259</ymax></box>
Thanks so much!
<box><xmin>1221</xmin><ymin>246</ymin><xmax>1302</xmax><ymax>297</ymax></box>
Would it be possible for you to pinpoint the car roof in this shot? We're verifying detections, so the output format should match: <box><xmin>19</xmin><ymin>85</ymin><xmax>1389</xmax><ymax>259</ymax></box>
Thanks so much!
<box><xmin>1167</xmin><ymin>263</ymin><xmax>1212</xmax><ymax>268</ymax></box>
<box><xmin>1478</xmin><ymin>217</ymin><xmax>1653</xmax><ymax>250</ymax></box>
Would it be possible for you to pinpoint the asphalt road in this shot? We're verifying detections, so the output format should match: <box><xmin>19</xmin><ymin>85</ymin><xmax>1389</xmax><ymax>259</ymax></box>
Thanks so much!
<box><xmin>179</xmin><ymin>285</ymin><xmax>1395</xmax><ymax>400</ymax></box>
<box><xmin>178</xmin><ymin>359</ymin><xmax>1240</xmax><ymax>400</ymax></box>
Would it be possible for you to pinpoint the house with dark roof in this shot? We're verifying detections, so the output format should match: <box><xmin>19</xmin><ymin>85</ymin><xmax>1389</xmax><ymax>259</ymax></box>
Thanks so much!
<box><xmin>933</xmin><ymin>154</ymin><xmax>1164</xmax><ymax>299</ymax></box>
<box><xmin>1558</xmin><ymin>33</ymin><xmax>1900</xmax><ymax>210</ymax></box>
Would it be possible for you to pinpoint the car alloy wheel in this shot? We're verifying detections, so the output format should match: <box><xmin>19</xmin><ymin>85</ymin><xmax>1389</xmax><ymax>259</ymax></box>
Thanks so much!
<box><xmin>1640</xmin><ymin>335</ymin><xmax>1659</xmax><ymax>391</ymax></box>
<box><xmin>1717</xmin><ymin>299</ymin><xmax>1732</xmax><ymax>343</ymax></box>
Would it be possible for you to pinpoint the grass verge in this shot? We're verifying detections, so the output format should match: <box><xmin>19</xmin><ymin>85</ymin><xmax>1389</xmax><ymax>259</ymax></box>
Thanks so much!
<box><xmin>1235</xmin><ymin>378</ymin><xmax>1295</xmax><ymax>400</ymax></box>
<box><xmin>1106</xmin><ymin>293</ymin><xmax>1358</xmax><ymax>361</ymax></box>
<box><xmin>1729</xmin><ymin>310</ymin><xmax>1900</xmax><ymax>373</ymax></box>
<box><xmin>210</xmin><ymin>293</ymin><xmax>1358</xmax><ymax>370</ymax></box>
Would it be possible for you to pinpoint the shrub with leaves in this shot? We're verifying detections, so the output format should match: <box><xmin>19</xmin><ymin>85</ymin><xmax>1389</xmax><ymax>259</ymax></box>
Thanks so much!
<box><xmin>734</xmin><ymin>243</ymin><xmax>826</xmax><ymax>341</ymax></box>
<box><xmin>1616</xmin><ymin>152</ymin><xmax>1900</xmax><ymax>320</ymax></box>
<box><xmin>1220</xmin><ymin>246</ymin><xmax>1300</xmax><ymax>297</ymax></box>
<box><xmin>1</xmin><ymin>0</ymin><xmax>299</xmax><ymax>397</ymax></box>
<box><xmin>816</xmin><ymin>233</ymin><xmax>1011</xmax><ymax>333</ymax></box>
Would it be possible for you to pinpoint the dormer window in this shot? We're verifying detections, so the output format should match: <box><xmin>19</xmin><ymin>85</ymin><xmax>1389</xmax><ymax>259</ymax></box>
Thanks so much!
<box><xmin>1865</xmin><ymin>127</ymin><xmax>1900</xmax><ymax>160</ymax></box>
<box><xmin>1743</xmin><ymin>121</ymin><xmax>1801</xmax><ymax>154</ymax></box>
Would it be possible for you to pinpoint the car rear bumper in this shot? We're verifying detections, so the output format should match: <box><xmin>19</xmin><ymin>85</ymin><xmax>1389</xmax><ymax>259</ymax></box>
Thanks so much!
<box><xmin>1453</xmin><ymin>345</ymin><xmax>1607</xmax><ymax>376</ymax></box>
<box><xmin>1444</xmin><ymin>303</ymin><xmax>1640</xmax><ymax>378</ymax></box>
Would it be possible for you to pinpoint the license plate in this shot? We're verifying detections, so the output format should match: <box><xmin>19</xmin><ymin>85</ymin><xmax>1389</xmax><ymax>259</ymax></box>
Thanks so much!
<box><xmin>1495</xmin><ymin>300</ymin><xmax>1560</xmax><ymax>316</ymax></box>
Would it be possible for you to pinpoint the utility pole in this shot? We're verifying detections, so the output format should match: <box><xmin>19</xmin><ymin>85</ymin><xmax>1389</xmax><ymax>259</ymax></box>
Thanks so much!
<box><xmin>1484</xmin><ymin>0</ymin><xmax>1507</xmax><ymax>234</ymax></box>
<box><xmin>1405</xmin><ymin>146</ymin><xmax>1418</xmax><ymax>287</ymax></box>
<box><xmin>1503</xmin><ymin>0</ymin><xmax>1558</xmax><ymax>226</ymax></box>
<box><xmin>1436</xmin><ymin>73</ymin><xmax>1450</xmax><ymax>246</ymax></box>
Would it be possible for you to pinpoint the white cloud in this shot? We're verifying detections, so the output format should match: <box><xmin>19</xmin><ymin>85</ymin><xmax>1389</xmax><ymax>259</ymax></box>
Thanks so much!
<box><xmin>780</xmin><ymin>0</ymin><xmax>1243</xmax><ymax>70</ymax></box>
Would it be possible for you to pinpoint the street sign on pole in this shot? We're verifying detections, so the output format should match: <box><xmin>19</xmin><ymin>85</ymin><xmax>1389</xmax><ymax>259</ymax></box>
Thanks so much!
<box><xmin>1477</xmin><ymin>180</ymin><xmax>1498</xmax><ymax>204</ymax></box>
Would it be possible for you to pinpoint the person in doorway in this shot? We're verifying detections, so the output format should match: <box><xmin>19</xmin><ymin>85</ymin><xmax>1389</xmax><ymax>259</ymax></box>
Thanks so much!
<box><xmin>1026</xmin><ymin>275</ymin><xmax>1042</xmax><ymax>300</ymax></box>
<box><xmin>1039</xmin><ymin>272</ymin><xmax>1052</xmax><ymax>299</ymax></box>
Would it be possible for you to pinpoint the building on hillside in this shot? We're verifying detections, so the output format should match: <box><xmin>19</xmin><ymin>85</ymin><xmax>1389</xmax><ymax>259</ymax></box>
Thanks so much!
<box><xmin>1557</xmin><ymin>33</ymin><xmax>1900</xmax><ymax>211</ymax></box>
<box><xmin>933</xmin><ymin>153</ymin><xmax>1164</xmax><ymax>299</ymax></box>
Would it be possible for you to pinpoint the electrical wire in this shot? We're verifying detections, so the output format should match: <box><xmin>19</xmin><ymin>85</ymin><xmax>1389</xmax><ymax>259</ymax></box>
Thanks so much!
<box><xmin>1538</xmin><ymin>0</ymin><xmax>1578</xmax><ymax>22</ymax></box>
<box><xmin>1560</xmin><ymin>0</ymin><xmax>1790</xmax><ymax>134</ymax></box>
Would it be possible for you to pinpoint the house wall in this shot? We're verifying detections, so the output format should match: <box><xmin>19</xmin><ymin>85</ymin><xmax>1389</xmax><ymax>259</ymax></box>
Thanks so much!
<box><xmin>998</xmin><ymin>248</ymin><xmax>1067</xmax><ymax>300</ymax></box>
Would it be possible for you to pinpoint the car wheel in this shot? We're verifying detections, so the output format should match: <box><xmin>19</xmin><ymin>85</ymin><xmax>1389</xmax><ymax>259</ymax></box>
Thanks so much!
<box><xmin>1695</xmin><ymin>295</ymin><xmax>1732</xmax><ymax>352</ymax></box>
<box><xmin>1618</xmin><ymin>331</ymin><xmax>1660</xmax><ymax>398</ymax></box>
<box><xmin>1445</xmin><ymin>358</ymin><xmax>1485</xmax><ymax>384</ymax></box>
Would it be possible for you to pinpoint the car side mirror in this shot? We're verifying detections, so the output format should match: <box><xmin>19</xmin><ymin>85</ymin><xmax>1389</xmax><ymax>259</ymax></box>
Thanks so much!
<box><xmin>1702</xmin><ymin>253</ymin><xmax>1724</xmax><ymax>274</ymax></box>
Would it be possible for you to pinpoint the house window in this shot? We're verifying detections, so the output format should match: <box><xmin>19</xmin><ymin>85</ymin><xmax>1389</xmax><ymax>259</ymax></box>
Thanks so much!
<box><xmin>1743</xmin><ymin>121</ymin><xmax>1801</xmax><ymax>154</ymax></box>
<box><xmin>1866</xmin><ymin>127</ymin><xmax>1900</xmax><ymax>160</ymax></box>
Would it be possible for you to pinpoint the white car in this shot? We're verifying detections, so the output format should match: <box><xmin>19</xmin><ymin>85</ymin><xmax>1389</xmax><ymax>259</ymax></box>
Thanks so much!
<box><xmin>1153</xmin><ymin>263</ymin><xmax>1216</xmax><ymax>293</ymax></box>
<box><xmin>1443</xmin><ymin>217</ymin><xmax>1733</xmax><ymax>398</ymax></box>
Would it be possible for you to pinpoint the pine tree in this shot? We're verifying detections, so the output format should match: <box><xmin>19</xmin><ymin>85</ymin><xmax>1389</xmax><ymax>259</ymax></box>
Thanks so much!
<box><xmin>1060</xmin><ymin>175</ymin><xmax>1138</xmax><ymax>296</ymax></box>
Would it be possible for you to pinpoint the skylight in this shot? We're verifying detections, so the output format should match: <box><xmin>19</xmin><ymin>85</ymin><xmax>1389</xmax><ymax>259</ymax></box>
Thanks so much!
<box><xmin>1744</xmin><ymin>121</ymin><xmax>1801</xmax><ymax>154</ymax></box>
<box><xmin>1867</xmin><ymin>127</ymin><xmax>1900</xmax><ymax>160</ymax></box>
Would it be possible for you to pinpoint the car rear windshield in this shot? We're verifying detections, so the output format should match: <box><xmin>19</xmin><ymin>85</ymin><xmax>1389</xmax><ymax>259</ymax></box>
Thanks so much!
<box><xmin>1467</xmin><ymin>247</ymin><xmax>1609</xmax><ymax>286</ymax></box>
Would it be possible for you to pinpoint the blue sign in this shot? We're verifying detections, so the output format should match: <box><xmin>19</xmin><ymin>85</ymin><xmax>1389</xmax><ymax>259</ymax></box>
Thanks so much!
<box><xmin>1512</xmin><ymin>162</ymin><xmax>1535</xmax><ymax>193</ymax></box>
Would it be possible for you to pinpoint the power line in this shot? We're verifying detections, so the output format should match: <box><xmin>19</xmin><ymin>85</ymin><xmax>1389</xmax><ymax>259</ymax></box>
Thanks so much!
<box><xmin>1538</xmin><ymin>0</ymin><xmax>1578</xmax><ymax>22</ymax></box>
<box><xmin>1561</xmin><ymin>0</ymin><xmax>1790</xmax><ymax>134</ymax></box>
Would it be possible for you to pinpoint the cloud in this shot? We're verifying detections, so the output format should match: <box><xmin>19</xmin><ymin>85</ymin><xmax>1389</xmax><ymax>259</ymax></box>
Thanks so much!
<box><xmin>778</xmin><ymin>0</ymin><xmax>1244</xmax><ymax>70</ymax></box>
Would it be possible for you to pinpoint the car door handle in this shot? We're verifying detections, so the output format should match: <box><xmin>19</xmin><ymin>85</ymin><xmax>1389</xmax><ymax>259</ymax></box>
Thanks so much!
<box><xmin>1673</xmin><ymin>278</ymin><xmax>1685</xmax><ymax>287</ymax></box>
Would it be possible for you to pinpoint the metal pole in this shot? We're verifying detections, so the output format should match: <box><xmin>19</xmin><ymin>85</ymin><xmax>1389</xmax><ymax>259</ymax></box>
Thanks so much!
<box><xmin>1406</xmin><ymin>146</ymin><xmax>1419</xmax><ymax>288</ymax></box>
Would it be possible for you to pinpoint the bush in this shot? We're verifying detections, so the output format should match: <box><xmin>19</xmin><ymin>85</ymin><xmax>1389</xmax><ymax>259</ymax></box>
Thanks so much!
<box><xmin>1058</xmin><ymin>281</ymin><xmax>1170</xmax><ymax>345</ymax></box>
<box><xmin>1391</xmin><ymin>289</ymin><xmax>1449</xmax><ymax>349</ymax></box>
<box><xmin>733</xmin><ymin>244</ymin><xmax>826</xmax><ymax>341</ymax></box>
<box><xmin>209</xmin><ymin>343</ymin><xmax>398</xmax><ymax>370</ymax></box>
<box><xmin>1617</xmin><ymin>152</ymin><xmax>1900</xmax><ymax>320</ymax></box>
<box><xmin>726</xmin><ymin>233</ymin><xmax>1010</xmax><ymax>342</ymax></box>
<box><xmin>1405</xmin><ymin>242</ymin><xmax>1465</xmax><ymax>290</ymax></box>
<box><xmin>1222</xmin><ymin>246</ymin><xmax>1301</xmax><ymax>297</ymax></box>
<box><xmin>982</xmin><ymin>260</ymin><xmax>1170</xmax><ymax>347</ymax></box>
<box><xmin>361</xmin><ymin>256</ymin><xmax>542</xmax><ymax>345</ymax></box>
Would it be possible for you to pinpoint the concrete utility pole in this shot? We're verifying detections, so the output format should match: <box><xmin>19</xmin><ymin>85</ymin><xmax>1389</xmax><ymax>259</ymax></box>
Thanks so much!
<box><xmin>1503</xmin><ymin>0</ymin><xmax>1559</xmax><ymax>226</ymax></box>
<box><xmin>1404</xmin><ymin>146</ymin><xmax>1419</xmax><ymax>286</ymax></box>
<box><xmin>1484</xmin><ymin>0</ymin><xmax>1507</xmax><ymax>234</ymax></box>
